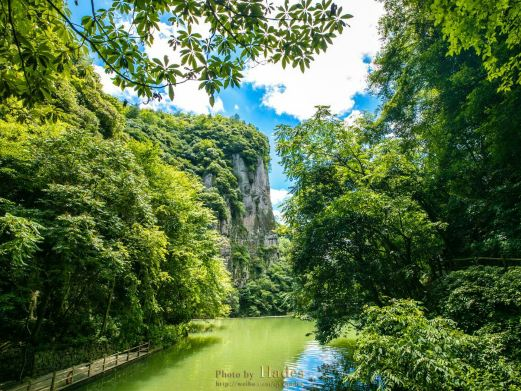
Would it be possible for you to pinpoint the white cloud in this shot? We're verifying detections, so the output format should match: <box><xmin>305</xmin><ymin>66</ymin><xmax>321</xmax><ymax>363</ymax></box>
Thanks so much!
<box><xmin>93</xmin><ymin>64</ymin><xmax>136</xmax><ymax>100</ymax></box>
<box><xmin>344</xmin><ymin>109</ymin><xmax>363</xmax><ymax>126</ymax></box>
<box><xmin>271</xmin><ymin>188</ymin><xmax>292</xmax><ymax>222</ymax></box>
<box><xmin>137</xmin><ymin>92</ymin><xmax>224</xmax><ymax>115</ymax></box>
<box><xmin>94</xmin><ymin>1</ymin><xmax>383</xmax><ymax>118</ymax></box>
<box><xmin>271</xmin><ymin>188</ymin><xmax>290</xmax><ymax>207</ymax></box>
<box><xmin>234</xmin><ymin>104</ymin><xmax>240</xmax><ymax>111</ymax></box>
<box><xmin>244</xmin><ymin>0</ymin><xmax>384</xmax><ymax>120</ymax></box>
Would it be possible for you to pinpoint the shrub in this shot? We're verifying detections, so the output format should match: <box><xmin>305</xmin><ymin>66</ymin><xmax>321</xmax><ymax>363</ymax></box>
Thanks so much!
<box><xmin>350</xmin><ymin>300</ymin><xmax>521</xmax><ymax>390</ymax></box>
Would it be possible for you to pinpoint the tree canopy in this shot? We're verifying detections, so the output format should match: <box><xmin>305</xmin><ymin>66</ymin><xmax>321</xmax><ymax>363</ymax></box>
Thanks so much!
<box><xmin>277</xmin><ymin>107</ymin><xmax>445</xmax><ymax>341</ymax></box>
<box><xmin>431</xmin><ymin>0</ymin><xmax>521</xmax><ymax>91</ymax></box>
<box><xmin>0</xmin><ymin>100</ymin><xmax>234</xmax><ymax>376</ymax></box>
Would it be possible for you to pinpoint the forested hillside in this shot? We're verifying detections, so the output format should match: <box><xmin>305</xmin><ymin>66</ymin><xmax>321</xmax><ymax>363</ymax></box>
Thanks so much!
<box><xmin>277</xmin><ymin>0</ymin><xmax>521</xmax><ymax>389</ymax></box>
<box><xmin>123</xmin><ymin>108</ymin><xmax>293</xmax><ymax>316</ymax></box>
<box><xmin>0</xmin><ymin>60</ymin><xmax>289</xmax><ymax>381</ymax></box>
<box><xmin>124</xmin><ymin>109</ymin><xmax>278</xmax><ymax>284</ymax></box>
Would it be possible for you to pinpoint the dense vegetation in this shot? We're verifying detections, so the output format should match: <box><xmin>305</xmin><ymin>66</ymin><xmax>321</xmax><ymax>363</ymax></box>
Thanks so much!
<box><xmin>1</xmin><ymin>1</ymin><xmax>300</xmax><ymax>377</ymax></box>
<box><xmin>1</xmin><ymin>0</ymin><xmax>299</xmax><ymax>378</ymax></box>
<box><xmin>235</xmin><ymin>236</ymin><xmax>296</xmax><ymax>317</ymax></box>
<box><xmin>0</xmin><ymin>67</ymin><xmax>295</xmax><ymax>383</ymax></box>
<box><xmin>124</xmin><ymin>108</ymin><xmax>269</xmax><ymax>228</ymax></box>
<box><xmin>0</xmin><ymin>76</ymin><xmax>239</xmax><ymax>380</ymax></box>
<box><xmin>122</xmin><ymin>108</ymin><xmax>293</xmax><ymax>318</ymax></box>
<box><xmin>277</xmin><ymin>0</ymin><xmax>521</xmax><ymax>389</ymax></box>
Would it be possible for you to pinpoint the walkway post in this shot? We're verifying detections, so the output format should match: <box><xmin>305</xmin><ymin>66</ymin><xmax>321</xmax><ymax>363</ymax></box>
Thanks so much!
<box><xmin>87</xmin><ymin>362</ymin><xmax>91</xmax><ymax>377</ymax></box>
<box><xmin>50</xmin><ymin>371</ymin><xmax>56</xmax><ymax>390</ymax></box>
<box><xmin>102</xmin><ymin>356</ymin><xmax>106</xmax><ymax>372</ymax></box>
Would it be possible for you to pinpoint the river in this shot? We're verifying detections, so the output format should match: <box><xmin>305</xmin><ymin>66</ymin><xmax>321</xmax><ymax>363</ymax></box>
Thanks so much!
<box><xmin>79</xmin><ymin>317</ymin><xmax>369</xmax><ymax>391</ymax></box>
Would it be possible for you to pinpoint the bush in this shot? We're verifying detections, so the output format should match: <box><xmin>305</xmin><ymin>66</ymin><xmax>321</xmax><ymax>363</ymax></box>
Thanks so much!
<box><xmin>350</xmin><ymin>300</ymin><xmax>521</xmax><ymax>391</ymax></box>
<box><xmin>234</xmin><ymin>258</ymin><xmax>295</xmax><ymax>317</ymax></box>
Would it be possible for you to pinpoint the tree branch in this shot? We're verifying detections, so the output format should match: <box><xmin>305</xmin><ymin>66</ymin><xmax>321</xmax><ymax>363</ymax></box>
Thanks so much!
<box><xmin>7</xmin><ymin>0</ymin><xmax>31</xmax><ymax>92</ymax></box>
<box><xmin>45</xmin><ymin>0</ymin><xmax>193</xmax><ymax>92</ymax></box>
<box><xmin>206</xmin><ymin>0</ymin><xmax>263</xmax><ymax>65</ymax></box>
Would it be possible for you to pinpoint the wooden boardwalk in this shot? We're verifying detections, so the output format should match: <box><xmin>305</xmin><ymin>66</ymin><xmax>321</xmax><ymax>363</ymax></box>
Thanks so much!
<box><xmin>3</xmin><ymin>342</ymin><xmax>151</xmax><ymax>391</ymax></box>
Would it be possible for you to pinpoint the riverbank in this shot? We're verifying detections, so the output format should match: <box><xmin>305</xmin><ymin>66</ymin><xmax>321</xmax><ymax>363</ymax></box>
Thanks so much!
<box><xmin>3</xmin><ymin>318</ymin><xmax>362</xmax><ymax>391</ymax></box>
<box><xmin>2</xmin><ymin>344</ymin><xmax>152</xmax><ymax>391</ymax></box>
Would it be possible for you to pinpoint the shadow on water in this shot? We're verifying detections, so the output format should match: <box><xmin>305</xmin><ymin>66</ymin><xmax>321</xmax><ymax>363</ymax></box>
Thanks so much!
<box><xmin>82</xmin><ymin>335</ymin><xmax>222</xmax><ymax>390</ymax></box>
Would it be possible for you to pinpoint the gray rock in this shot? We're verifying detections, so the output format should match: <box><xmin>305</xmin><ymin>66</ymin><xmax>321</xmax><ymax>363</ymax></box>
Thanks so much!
<box><xmin>231</xmin><ymin>153</ymin><xmax>275</xmax><ymax>243</ymax></box>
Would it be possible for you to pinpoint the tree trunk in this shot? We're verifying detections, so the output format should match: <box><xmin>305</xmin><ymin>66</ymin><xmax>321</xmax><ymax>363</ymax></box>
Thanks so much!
<box><xmin>100</xmin><ymin>277</ymin><xmax>116</xmax><ymax>336</ymax></box>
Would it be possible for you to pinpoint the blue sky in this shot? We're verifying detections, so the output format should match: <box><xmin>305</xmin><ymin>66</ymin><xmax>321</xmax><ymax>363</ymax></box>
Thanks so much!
<box><xmin>218</xmin><ymin>86</ymin><xmax>380</xmax><ymax>190</ymax></box>
<box><xmin>68</xmin><ymin>0</ymin><xmax>384</xmax><ymax>212</ymax></box>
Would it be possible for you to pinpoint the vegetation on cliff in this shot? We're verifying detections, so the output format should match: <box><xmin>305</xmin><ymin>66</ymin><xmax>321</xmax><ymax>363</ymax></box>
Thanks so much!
<box><xmin>124</xmin><ymin>108</ymin><xmax>269</xmax><ymax>232</ymax></box>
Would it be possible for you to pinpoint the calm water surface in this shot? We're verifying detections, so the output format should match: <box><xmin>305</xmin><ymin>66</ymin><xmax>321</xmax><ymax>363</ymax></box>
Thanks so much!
<box><xmin>80</xmin><ymin>317</ymin><xmax>358</xmax><ymax>391</ymax></box>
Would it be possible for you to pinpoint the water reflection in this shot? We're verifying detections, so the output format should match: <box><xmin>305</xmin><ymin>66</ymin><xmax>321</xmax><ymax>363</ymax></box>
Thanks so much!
<box><xmin>283</xmin><ymin>342</ymin><xmax>375</xmax><ymax>391</ymax></box>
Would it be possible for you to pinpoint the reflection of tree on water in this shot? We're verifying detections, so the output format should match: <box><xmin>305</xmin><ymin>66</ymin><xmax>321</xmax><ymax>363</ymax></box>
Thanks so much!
<box><xmin>282</xmin><ymin>342</ymin><xmax>378</xmax><ymax>391</ymax></box>
<box><xmin>318</xmin><ymin>356</ymin><xmax>379</xmax><ymax>391</ymax></box>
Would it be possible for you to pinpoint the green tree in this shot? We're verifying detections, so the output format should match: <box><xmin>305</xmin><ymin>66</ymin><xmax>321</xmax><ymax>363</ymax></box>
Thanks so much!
<box><xmin>124</xmin><ymin>109</ymin><xmax>269</xmax><ymax>224</ymax></box>
<box><xmin>236</xmin><ymin>237</ymin><xmax>295</xmax><ymax>317</ymax></box>
<box><xmin>277</xmin><ymin>0</ymin><xmax>521</xmax><ymax>388</ymax></box>
<box><xmin>276</xmin><ymin>107</ymin><xmax>444</xmax><ymax>341</ymax></box>
<box><xmin>372</xmin><ymin>0</ymin><xmax>521</xmax><ymax>261</ymax></box>
<box><xmin>430</xmin><ymin>0</ymin><xmax>521</xmax><ymax>91</ymax></box>
<box><xmin>0</xmin><ymin>118</ymin><xmax>231</xmax><ymax>379</ymax></box>
<box><xmin>429</xmin><ymin>266</ymin><xmax>521</xmax><ymax>361</ymax></box>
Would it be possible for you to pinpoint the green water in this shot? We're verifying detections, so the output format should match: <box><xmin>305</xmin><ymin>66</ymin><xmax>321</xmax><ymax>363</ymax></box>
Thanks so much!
<box><xmin>80</xmin><ymin>317</ymin><xmax>352</xmax><ymax>391</ymax></box>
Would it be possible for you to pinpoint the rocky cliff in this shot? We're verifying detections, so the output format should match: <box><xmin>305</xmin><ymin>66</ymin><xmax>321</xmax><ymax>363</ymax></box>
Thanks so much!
<box><xmin>203</xmin><ymin>153</ymin><xmax>278</xmax><ymax>286</ymax></box>
<box><xmin>232</xmin><ymin>154</ymin><xmax>275</xmax><ymax>244</ymax></box>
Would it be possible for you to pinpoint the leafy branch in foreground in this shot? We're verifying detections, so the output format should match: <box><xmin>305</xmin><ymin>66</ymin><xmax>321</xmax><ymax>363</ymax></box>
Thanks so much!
<box><xmin>430</xmin><ymin>0</ymin><xmax>521</xmax><ymax>91</ymax></box>
<box><xmin>0</xmin><ymin>0</ymin><xmax>352</xmax><ymax>104</ymax></box>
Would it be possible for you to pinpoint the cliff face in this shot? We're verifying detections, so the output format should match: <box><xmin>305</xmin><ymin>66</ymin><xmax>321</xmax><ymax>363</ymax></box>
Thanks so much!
<box><xmin>200</xmin><ymin>155</ymin><xmax>275</xmax><ymax>242</ymax></box>
<box><xmin>232</xmin><ymin>154</ymin><xmax>275</xmax><ymax>243</ymax></box>
<box><xmin>202</xmin><ymin>153</ymin><xmax>278</xmax><ymax>286</ymax></box>
<box><xmin>228</xmin><ymin>154</ymin><xmax>277</xmax><ymax>286</ymax></box>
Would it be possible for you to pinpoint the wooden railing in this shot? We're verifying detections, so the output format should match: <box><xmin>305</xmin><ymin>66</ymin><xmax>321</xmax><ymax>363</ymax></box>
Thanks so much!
<box><xmin>450</xmin><ymin>256</ymin><xmax>521</xmax><ymax>269</ymax></box>
<box><xmin>6</xmin><ymin>342</ymin><xmax>150</xmax><ymax>391</ymax></box>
